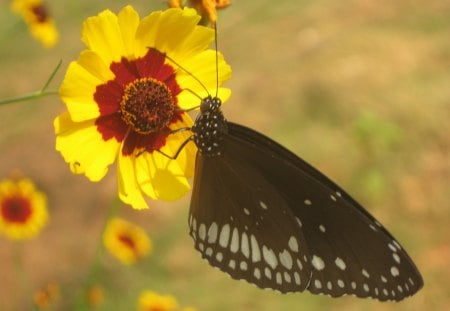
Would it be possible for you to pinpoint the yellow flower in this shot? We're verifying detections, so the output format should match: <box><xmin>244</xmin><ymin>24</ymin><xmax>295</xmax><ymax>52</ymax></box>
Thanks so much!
<box><xmin>0</xmin><ymin>178</ymin><xmax>48</xmax><ymax>240</ymax></box>
<box><xmin>169</xmin><ymin>0</ymin><xmax>230</xmax><ymax>25</ymax></box>
<box><xmin>55</xmin><ymin>6</ymin><xmax>231</xmax><ymax>209</ymax></box>
<box><xmin>11</xmin><ymin>0</ymin><xmax>59</xmax><ymax>48</ymax></box>
<box><xmin>137</xmin><ymin>291</ymin><xmax>178</xmax><ymax>311</ymax></box>
<box><xmin>103</xmin><ymin>217</ymin><xmax>152</xmax><ymax>265</ymax></box>
<box><xmin>33</xmin><ymin>282</ymin><xmax>60</xmax><ymax>310</ymax></box>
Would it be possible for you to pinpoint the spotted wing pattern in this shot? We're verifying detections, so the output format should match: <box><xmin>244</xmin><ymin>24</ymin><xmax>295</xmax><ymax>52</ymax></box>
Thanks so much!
<box><xmin>189</xmin><ymin>122</ymin><xmax>423</xmax><ymax>301</ymax></box>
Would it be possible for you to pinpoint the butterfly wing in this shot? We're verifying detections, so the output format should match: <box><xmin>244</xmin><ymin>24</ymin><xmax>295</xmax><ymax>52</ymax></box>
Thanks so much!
<box><xmin>189</xmin><ymin>121</ymin><xmax>423</xmax><ymax>301</ymax></box>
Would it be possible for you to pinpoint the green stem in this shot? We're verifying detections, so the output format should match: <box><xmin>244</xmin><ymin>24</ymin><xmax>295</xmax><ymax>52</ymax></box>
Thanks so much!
<box><xmin>73</xmin><ymin>198</ymin><xmax>122</xmax><ymax>311</ymax></box>
<box><xmin>13</xmin><ymin>243</ymin><xmax>38</xmax><ymax>311</ymax></box>
<box><xmin>0</xmin><ymin>60</ymin><xmax>62</xmax><ymax>107</ymax></box>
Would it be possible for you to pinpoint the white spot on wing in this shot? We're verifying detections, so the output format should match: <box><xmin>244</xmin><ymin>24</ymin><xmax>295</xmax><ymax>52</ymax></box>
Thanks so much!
<box><xmin>304</xmin><ymin>199</ymin><xmax>312</xmax><ymax>206</ymax></box>
<box><xmin>250</xmin><ymin>235</ymin><xmax>261</xmax><ymax>262</ymax></box>
<box><xmin>388</xmin><ymin>243</ymin><xmax>397</xmax><ymax>252</ymax></box>
<box><xmin>265</xmin><ymin>267</ymin><xmax>272</xmax><ymax>279</ymax></box>
<box><xmin>337</xmin><ymin>279</ymin><xmax>344</xmax><ymax>288</ymax></box>
<box><xmin>319</xmin><ymin>224</ymin><xmax>326</xmax><ymax>233</ymax></box>
<box><xmin>314</xmin><ymin>279</ymin><xmax>322</xmax><ymax>289</ymax></box>
<box><xmin>241</xmin><ymin>232</ymin><xmax>250</xmax><ymax>258</ymax></box>
<box><xmin>240</xmin><ymin>261</ymin><xmax>248</xmax><ymax>271</ymax></box>
<box><xmin>294</xmin><ymin>272</ymin><xmax>301</xmax><ymax>285</ymax></box>
<box><xmin>312</xmin><ymin>255</ymin><xmax>325</xmax><ymax>271</ymax></box>
<box><xmin>229</xmin><ymin>260</ymin><xmax>235</xmax><ymax>269</ymax></box>
<box><xmin>230</xmin><ymin>228</ymin><xmax>239</xmax><ymax>253</ymax></box>
<box><xmin>279</xmin><ymin>250</ymin><xmax>293</xmax><ymax>270</ymax></box>
<box><xmin>262</xmin><ymin>246</ymin><xmax>278</xmax><ymax>269</ymax></box>
<box><xmin>295</xmin><ymin>217</ymin><xmax>302</xmax><ymax>228</ymax></box>
<box><xmin>393</xmin><ymin>253</ymin><xmax>401</xmax><ymax>264</ymax></box>
<box><xmin>254</xmin><ymin>268</ymin><xmax>261</xmax><ymax>280</ymax></box>
<box><xmin>219</xmin><ymin>224</ymin><xmax>230</xmax><ymax>247</ymax></box>
<box><xmin>288</xmin><ymin>236</ymin><xmax>299</xmax><ymax>252</ymax></box>
<box><xmin>363</xmin><ymin>283</ymin><xmax>369</xmax><ymax>292</ymax></box>
<box><xmin>207</xmin><ymin>222</ymin><xmax>218</xmax><ymax>243</ymax></box>
<box><xmin>284</xmin><ymin>272</ymin><xmax>291</xmax><ymax>283</ymax></box>
<box><xmin>216</xmin><ymin>252</ymin><xmax>223</xmax><ymax>262</ymax></box>
<box><xmin>276</xmin><ymin>272</ymin><xmax>282</xmax><ymax>285</ymax></box>
<box><xmin>362</xmin><ymin>269</ymin><xmax>370</xmax><ymax>278</ymax></box>
<box><xmin>335</xmin><ymin>257</ymin><xmax>346</xmax><ymax>270</ymax></box>
<box><xmin>243</xmin><ymin>208</ymin><xmax>250</xmax><ymax>215</ymax></box>
<box><xmin>391</xmin><ymin>266</ymin><xmax>400</xmax><ymax>277</ymax></box>
<box><xmin>259</xmin><ymin>201</ymin><xmax>268</xmax><ymax>210</ymax></box>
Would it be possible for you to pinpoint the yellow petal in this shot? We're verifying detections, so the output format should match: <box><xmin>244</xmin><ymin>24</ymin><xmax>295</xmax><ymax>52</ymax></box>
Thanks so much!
<box><xmin>136</xmin><ymin>8</ymin><xmax>204</xmax><ymax>60</ymax></box>
<box><xmin>117</xmin><ymin>154</ymin><xmax>149</xmax><ymax>210</ymax></box>
<box><xmin>81</xmin><ymin>9</ymin><xmax>125</xmax><ymax>64</ymax></box>
<box><xmin>117</xmin><ymin>5</ymin><xmax>141</xmax><ymax>59</ymax></box>
<box><xmin>54</xmin><ymin>113</ymin><xmax>119</xmax><ymax>181</ymax></box>
<box><xmin>135</xmin><ymin>152</ymin><xmax>191</xmax><ymax>202</ymax></box>
<box><xmin>176</xmin><ymin>50</ymin><xmax>232</xmax><ymax>110</ymax></box>
<box><xmin>59</xmin><ymin>55</ymin><xmax>111</xmax><ymax>122</ymax></box>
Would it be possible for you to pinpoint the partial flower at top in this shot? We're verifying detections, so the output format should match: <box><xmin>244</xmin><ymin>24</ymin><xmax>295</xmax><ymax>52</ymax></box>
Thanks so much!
<box><xmin>11</xmin><ymin>0</ymin><xmax>59</xmax><ymax>48</ymax></box>
<box><xmin>137</xmin><ymin>291</ymin><xmax>178</xmax><ymax>311</ymax></box>
<box><xmin>168</xmin><ymin>0</ymin><xmax>230</xmax><ymax>25</ymax></box>
<box><xmin>103</xmin><ymin>217</ymin><xmax>152</xmax><ymax>265</ymax></box>
<box><xmin>0</xmin><ymin>177</ymin><xmax>48</xmax><ymax>240</ymax></box>
<box><xmin>55</xmin><ymin>6</ymin><xmax>231</xmax><ymax>209</ymax></box>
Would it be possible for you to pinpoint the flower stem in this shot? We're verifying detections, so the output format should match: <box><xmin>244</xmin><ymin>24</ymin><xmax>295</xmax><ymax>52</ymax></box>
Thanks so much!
<box><xmin>13</xmin><ymin>243</ymin><xmax>38</xmax><ymax>311</ymax></box>
<box><xmin>0</xmin><ymin>60</ymin><xmax>62</xmax><ymax>107</ymax></box>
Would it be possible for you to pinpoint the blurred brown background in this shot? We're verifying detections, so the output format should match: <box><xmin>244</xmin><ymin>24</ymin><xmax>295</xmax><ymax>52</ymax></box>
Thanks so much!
<box><xmin>0</xmin><ymin>0</ymin><xmax>449</xmax><ymax>310</ymax></box>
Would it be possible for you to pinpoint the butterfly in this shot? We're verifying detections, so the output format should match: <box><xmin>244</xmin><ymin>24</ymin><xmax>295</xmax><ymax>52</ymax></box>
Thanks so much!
<box><xmin>186</xmin><ymin>95</ymin><xmax>423</xmax><ymax>301</ymax></box>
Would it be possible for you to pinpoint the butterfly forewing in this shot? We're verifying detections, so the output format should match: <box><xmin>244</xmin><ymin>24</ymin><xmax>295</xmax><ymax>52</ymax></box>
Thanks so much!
<box><xmin>190</xmin><ymin>148</ymin><xmax>312</xmax><ymax>292</ymax></box>
<box><xmin>189</xmin><ymin>117</ymin><xmax>423</xmax><ymax>301</ymax></box>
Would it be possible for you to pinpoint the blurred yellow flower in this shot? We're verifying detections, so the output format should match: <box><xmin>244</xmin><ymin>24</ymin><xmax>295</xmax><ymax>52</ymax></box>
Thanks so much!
<box><xmin>33</xmin><ymin>282</ymin><xmax>60</xmax><ymax>310</ymax></box>
<box><xmin>103</xmin><ymin>217</ymin><xmax>152</xmax><ymax>265</ymax></box>
<box><xmin>87</xmin><ymin>284</ymin><xmax>104</xmax><ymax>308</ymax></box>
<box><xmin>55</xmin><ymin>6</ymin><xmax>231</xmax><ymax>209</ymax></box>
<box><xmin>169</xmin><ymin>0</ymin><xmax>230</xmax><ymax>24</ymax></box>
<box><xmin>0</xmin><ymin>178</ymin><xmax>48</xmax><ymax>240</ymax></box>
<box><xmin>11</xmin><ymin>0</ymin><xmax>59</xmax><ymax>48</ymax></box>
<box><xmin>137</xmin><ymin>290</ymin><xmax>178</xmax><ymax>311</ymax></box>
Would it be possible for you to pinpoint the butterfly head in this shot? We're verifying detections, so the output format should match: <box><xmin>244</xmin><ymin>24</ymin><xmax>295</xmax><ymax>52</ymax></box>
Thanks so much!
<box><xmin>200</xmin><ymin>96</ymin><xmax>222</xmax><ymax>113</ymax></box>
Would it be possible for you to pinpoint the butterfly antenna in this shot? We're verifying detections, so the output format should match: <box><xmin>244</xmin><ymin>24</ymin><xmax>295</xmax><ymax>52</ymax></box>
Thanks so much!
<box><xmin>164</xmin><ymin>54</ymin><xmax>210</xmax><ymax>97</ymax></box>
<box><xmin>214</xmin><ymin>21</ymin><xmax>219</xmax><ymax>98</ymax></box>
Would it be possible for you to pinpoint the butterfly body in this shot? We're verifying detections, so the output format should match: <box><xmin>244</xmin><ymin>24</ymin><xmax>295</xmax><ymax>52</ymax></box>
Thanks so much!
<box><xmin>188</xmin><ymin>96</ymin><xmax>423</xmax><ymax>301</ymax></box>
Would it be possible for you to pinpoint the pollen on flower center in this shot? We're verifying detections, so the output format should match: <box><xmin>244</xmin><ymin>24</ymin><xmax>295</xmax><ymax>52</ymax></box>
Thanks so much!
<box><xmin>120</xmin><ymin>78</ymin><xmax>175</xmax><ymax>135</ymax></box>
<box><xmin>1</xmin><ymin>196</ymin><xmax>32</xmax><ymax>223</ymax></box>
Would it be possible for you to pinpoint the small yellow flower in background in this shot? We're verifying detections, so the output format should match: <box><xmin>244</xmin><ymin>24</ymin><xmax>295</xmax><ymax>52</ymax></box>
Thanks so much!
<box><xmin>169</xmin><ymin>0</ymin><xmax>230</xmax><ymax>25</ymax></box>
<box><xmin>55</xmin><ymin>6</ymin><xmax>231</xmax><ymax>209</ymax></box>
<box><xmin>11</xmin><ymin>0</ymin><xmax>59</xmax><ymax>48</ymax></box>
<box><xmin>103</xmin><ymin>217</ymin><xmax>152</xmax><ymax>265</ymax></box>
<box><xmin>33</xmin><ymin>282</ymin><xmax>60</xmax><ymax>310</ymax></box>
<box><xmin>138</xmin><ymin>290</ymin><xmax>178</xmax><ymax>311</ymax></box>
<box><xmin>0</xmin><ymin>178</ymin><xmax>48</xmax><ymax>240</ymax></box>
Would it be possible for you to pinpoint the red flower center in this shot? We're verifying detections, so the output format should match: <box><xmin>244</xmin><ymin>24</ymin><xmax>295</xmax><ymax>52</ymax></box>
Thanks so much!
<box><xmin>120</xmin><ymin>78</ymin><xmax>174</xmax><ymax>135</ymax></box>
<box><xmin>118</xmin><ymin>233</ymin><xmax>137</xmax><ymax>251</ymax></box>
<box><xmin>31</xmin><ymin>4</ymin><xmax>49</xmax><ymax>23</ymax></box>
<box><xmin>94</xmin><ymin>49</ymin><xmax>183</xmax><ymax>156</ymax></box>
<box><xmin>1</xmin><ymin>196</ymin><xmax>32</xmax><ymax>224</ymax></box>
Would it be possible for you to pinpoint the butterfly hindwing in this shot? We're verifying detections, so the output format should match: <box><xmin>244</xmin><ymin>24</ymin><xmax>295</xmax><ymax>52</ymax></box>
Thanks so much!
<box><xmin>225</xmin><ymin>122</ymin><xmax>423</xmax><ymax>301</ymax></box>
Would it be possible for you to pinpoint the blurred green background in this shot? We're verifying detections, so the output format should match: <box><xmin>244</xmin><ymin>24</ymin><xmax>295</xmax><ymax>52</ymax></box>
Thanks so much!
<box><xmin>0</xmin><ymin>0</ymin><xmax>449</xmax><ymax>310</ymax></box>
